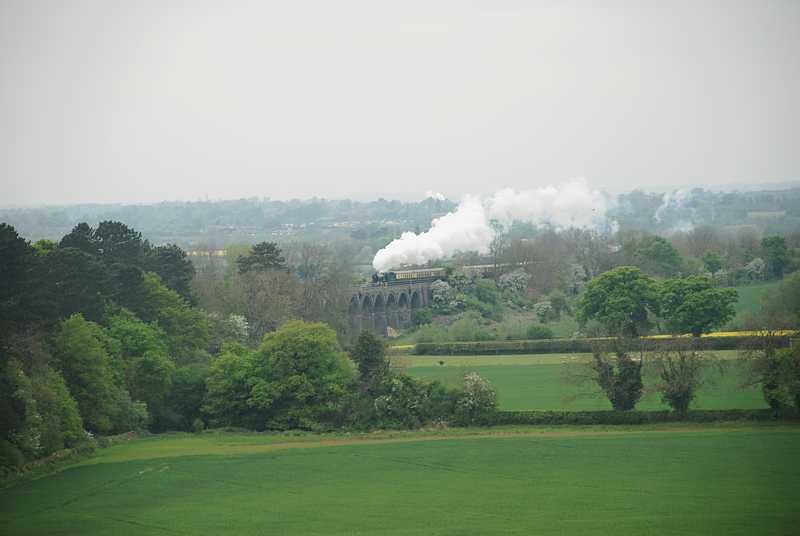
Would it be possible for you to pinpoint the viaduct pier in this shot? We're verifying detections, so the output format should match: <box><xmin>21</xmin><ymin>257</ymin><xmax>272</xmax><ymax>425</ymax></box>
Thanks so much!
<box><xmin>348</xmin><ymin>282</ymin><xmax>433</xmax><ymax>335</ymax></box>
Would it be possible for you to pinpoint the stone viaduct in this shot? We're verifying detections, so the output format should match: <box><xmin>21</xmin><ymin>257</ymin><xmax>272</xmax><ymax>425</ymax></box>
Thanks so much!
<box><xmin>349</xmin><ymin>282</ymin><xmax>433</xmax><ymax>336</ymax></box>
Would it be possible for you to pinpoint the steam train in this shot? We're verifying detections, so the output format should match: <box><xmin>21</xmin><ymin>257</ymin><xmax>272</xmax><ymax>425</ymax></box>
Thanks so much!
<box><xmin>371</xmin><ymin>264</ymin><xmax>502</xmax><ymax>285</ymax></box>
<box><xmin>371</xmin><ymin>267</ymin><xmax>447</xmax><ymax>285</ymax></box>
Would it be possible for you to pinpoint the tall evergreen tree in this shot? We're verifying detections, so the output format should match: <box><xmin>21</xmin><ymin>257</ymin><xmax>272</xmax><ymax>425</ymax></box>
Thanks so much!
<box><xmin>237</xmin><ymin>242</ymin><xmax>286</xmax><ymax>274</ymax></box>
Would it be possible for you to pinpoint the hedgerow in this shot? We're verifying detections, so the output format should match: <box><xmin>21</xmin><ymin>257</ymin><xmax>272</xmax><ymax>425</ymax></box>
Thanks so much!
<box><xmin>414</xmin><ymin>335</ymin><xmax>793</xmax><ymax>355</ymax></box>
<box><xmin>479</xmin><ymin>409</ymin><xmax>798</xmax><ymax>426</ymax></box>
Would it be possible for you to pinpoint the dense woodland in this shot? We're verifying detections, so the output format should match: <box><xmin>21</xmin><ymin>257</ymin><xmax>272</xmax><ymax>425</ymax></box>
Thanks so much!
<box><xmin>0</xmin><ymin>221</ymin><xmax>498</xmax><ymax>473</ymax></box>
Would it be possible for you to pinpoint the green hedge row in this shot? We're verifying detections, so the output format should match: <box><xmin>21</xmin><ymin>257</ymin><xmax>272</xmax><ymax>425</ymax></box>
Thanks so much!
<box><xmin>1</xmin><ymin>431</ymin><xmax>139</xmax><ymax>484</ymax></box>
<box><xmin>481</xmin><ymin>409</ymin><xmax>797</xmax><ymax>426</ymax></box>
<box><xmin>0</xmin><ymin>441</ymin><xmax>97</xmax><ymax>484</ymax></box>
<box><xmin>414</xmin><ymin>336</ymin><xmax>792</xmax><ymax>355</ymax></box>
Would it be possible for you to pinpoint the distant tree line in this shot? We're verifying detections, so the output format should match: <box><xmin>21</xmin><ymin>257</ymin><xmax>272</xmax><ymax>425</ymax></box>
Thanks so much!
<box><xmin>489</xmin><ymin>226</ymin><xmax>796</xmax><ymax>300</ymax></box>
<box><xmin>0</xmin><ymin>197</ymin><xmax>457</xmax><ymax>252</ymax></box>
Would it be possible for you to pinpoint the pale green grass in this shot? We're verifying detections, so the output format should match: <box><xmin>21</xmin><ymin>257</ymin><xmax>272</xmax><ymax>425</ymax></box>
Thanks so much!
<box><xmin>728</xmin><ymin>280</ymin><xmax>781</xmax><ymax>328</ymax></box>
<box><xmin>395</xmin><ymin>350</ymin><xmax>741</xmax><ymax>368</ymax></box>
<box><xmin>401</xmin><ymin>351</ymin><xmax>763</xmax><ymax>411</ymax></box>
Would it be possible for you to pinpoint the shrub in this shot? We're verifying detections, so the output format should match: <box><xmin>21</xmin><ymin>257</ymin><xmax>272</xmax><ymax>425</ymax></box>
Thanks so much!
<box><xmin>192</xmin><ymin>418</ymin><xmax>206</xmax><ymax>434</ymax></box>
<box><xmin>455</xmin><ymin>373</ymin><xmax>497</xmax><ymax>425</ymax></box>
<box><xmin>533</xmin><ymin>301</ymin><xmax>555</xmax><ymax>323</ymax></box>
<box><xmin>549</xmin><ymin>291</ymin><xmax>569</xmax><ymax>319</ymax></box>
<box><xmin>0</xmin><ymin>440</ymin><xmax>25</xmax><ymax>471</ymax></box>
<box><xmin>526</xmin><ymin>324</ymin><xmax>554</xmax><ymax>340</ymax></box>
<box><xmin>430</xmin><ymin>280</ymin><xmax>454</xmax><ymax>314</ymax></box>
<box><xmin>499</xmin><ymin>269</ymin><xmax>530</xmax><ymax>294</ymax></box>
<box><xmin>372</xmin><ymin>375</ymin><xmax>460</xmax><ymax>429</ymax></box>
<box><xmin>414</xmin><ymin>323</ymin><xmax>446</xmax><ymax>344</ymax></box>
<box><xmin>413</xmin><ymin>313</ymin><xmax>496</xmax><ymax>344</ymax></box>
<box><xmin>755</xmin><ymin>345</ymin><xmax>800</xmax><ymax>411</ymax></box>
<box><xmin>411</xmin><ymin>309</ymin><xmax>433</xmax><ymax>327</ymax></box>
<box><xmin>495</xmin><ymin>320</ymin><xmax>528</xmax><ymax>340</ymax></box>
<box><xmin>589</xmin><ymin>351</ymin><xmax>643</xmax><ymax>411</ymax></box>
<box><xmin>460</xmin><ymin>294</ymin><xmax>502</xmax><ymax>320</ymax></box>
<box><xmin>474</xmin><ymin>279</ymin><xmax>499</xmax><ymax>304</ymax></box>
<box><xmin>119</xmin><ymin>399</ymin><xmax>151</xmax><ymax>432</ymax></box>
<box><xmin>651</xmin><ymin>346</ymin><xmax>723</xmax><ymax>416</ymax></box>
<box><xmin>449</xmin><ymin>314</ymin><xmax>494</xmax><ymax>342</ymax></box>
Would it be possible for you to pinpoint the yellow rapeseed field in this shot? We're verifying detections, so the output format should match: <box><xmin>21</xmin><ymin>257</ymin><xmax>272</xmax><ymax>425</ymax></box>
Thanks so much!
<box><xmin>645</xmin><ymin>330</ymin><xmax>798</xmax><ymax>339</ymax></box>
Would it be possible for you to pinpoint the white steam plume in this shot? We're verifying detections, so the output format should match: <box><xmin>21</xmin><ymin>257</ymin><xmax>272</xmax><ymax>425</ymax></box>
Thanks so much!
<box><xmin>372</xmin><ymin>195</ymin><xmax>493</xmax><ymax>271</ymax></box>
<box><xmin>487</xmin><ymin>179</ymin><xmax>609</xmax><ymax>228</ymax></box>
<box><xmin>424</xmin><ymin>190</ymin><xmax>446</xmax><ymax>201</ymax></box>
<box><xmin>373</xmin><ymin>179</ymin><xmax>611</xmax><ymax>271</ymax></box>
<box><xmin>654</xmin><ymin>189</ymin><xmax>691</xmax><ymax>223</ymax></box>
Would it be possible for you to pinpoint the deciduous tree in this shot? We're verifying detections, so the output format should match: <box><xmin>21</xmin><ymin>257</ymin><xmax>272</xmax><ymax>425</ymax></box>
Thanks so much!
<box><xmin>589</xmin><ymin>349</ymin><xmax>644</xmax><ymax>411</ymax></box>
<box><xmin>652</xmin><ymin>346</ymin><xmax>721</xmax><ymax>416</ymax></box>
<box><xmin>577</xmin><ymin>267</ymin><xmax>659</xmax><ymax>337</ymax></box>
<box><xmin>51</xmin><ymin>314</ymin><xmax>124</xmax><ymax>433</ymax></box>
<box><xmin>658</xmin><ymin>276</ymin><xmax>737</xmax><ymax>336</ymax></box>
<box><xmin>246</xmin><ymin>321</ymin><xmax>355</xmax><ymax>430</ymax></box>
<box><xmin>761</xmin><ymin>236</ymin><xmax>791</xmax><ymax>279</ymax></box>
<box><xmin>350</xmin><ymin>331</ymin><xmax>389</xmax><ymax>395</ymax></box>
<box><xmin>702</xmin><ymin>251</ymin><xmax>723</xmax><ymax>278</ymax></box>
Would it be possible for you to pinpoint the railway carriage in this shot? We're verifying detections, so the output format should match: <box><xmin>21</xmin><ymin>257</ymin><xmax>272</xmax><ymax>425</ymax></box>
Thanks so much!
<box><xmin>372</xmin><ymin>267</ymin><xmax>448</xmax><ymax>285</ymax></box>
<box><xmin>371</xmin><ymin>262</ymin><xmax>528</xmax><ymax>285</ymax></box>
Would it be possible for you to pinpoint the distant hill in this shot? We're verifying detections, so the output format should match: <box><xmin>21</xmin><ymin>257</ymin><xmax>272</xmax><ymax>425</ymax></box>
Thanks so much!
<box><xmin>2</xmin><ymin>186</ymin><xmax>799</xmax><ymax>249</ymax></box>
<box><xmin>0</xmin><ymin>197</ymin><xmax>456</xmax><ymax>248</ymax></box>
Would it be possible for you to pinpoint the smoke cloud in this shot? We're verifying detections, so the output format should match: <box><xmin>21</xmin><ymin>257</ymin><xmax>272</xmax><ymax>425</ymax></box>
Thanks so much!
<box><xmin>486</xmin><ymin>179</ymin><xmax>609</xmax><ymax>228</ymax></box>
<box><xmin>654</xmin><ymin>189</ymin><xmax>691</xmax><ymax>223</ymax></box>
<box><xmin>372</xmin><ymin>195</ymin><xmax>493</xmax><ymax>271</ymax></box>
<box><xmin>424</xmin><ymin>191</ymin><xmax>446</xmax><ymax>201</ymax></box>
<box><xmin>372</xmin><ymin>179</ymin><xmax>611</xmax><ymax>271</ymax></box>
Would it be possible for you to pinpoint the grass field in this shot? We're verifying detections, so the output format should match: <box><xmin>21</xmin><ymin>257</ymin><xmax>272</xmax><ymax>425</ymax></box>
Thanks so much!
<box><xmin>728</xmin><ymin>280</ymin><xmax>780</xmax><ymax>328</ymax></box>
<box><xmin>2</xmin><ymin>425</ymin><xmax>798</xmax><ymax>535</ymax></box>
<box><xmin>399</xmin><ymin>352</ymin><xmax>767</xmax><ymax>411</ymax></box>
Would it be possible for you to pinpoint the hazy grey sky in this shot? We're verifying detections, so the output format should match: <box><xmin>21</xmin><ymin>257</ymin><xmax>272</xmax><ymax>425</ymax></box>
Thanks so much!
<box><xmin>1</xmin><ymin>0</ymin><xmax>798</xmax><ymax>206</ymax></box>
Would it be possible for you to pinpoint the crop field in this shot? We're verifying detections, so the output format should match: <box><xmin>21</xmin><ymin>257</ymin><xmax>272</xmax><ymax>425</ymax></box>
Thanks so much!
<box><xmin>2</xmin><ymin>426</ymin><xmax>798</xmax><ymax>535</ymax></box>
<box><xmin>400</xmin><ymin>352</ymin><xmax>767</xmax><ymax>411</ymax></box>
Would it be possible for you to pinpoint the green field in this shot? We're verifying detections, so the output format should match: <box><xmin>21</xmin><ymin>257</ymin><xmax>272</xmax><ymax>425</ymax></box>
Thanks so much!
<box><xmin>2</xmin><ymin>426</ymin><xmax>798</xmax><ymax>535</ymax></box>
<box><xmin>728</xmin><ymin>280</ymin><xmax>780</xmax><ymax>328</ymax></box>
<box><xmin>400</xmin><ymin>352</ymin><xmax>767</xmax><ymax>411</ymax></box>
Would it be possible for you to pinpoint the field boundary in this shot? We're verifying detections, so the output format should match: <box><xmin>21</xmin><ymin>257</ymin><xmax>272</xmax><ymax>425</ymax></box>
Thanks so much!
<box><xmin>487</xmin><ymin>408</ymin><xmax>799</xmax><ymax>426</ymax></box>
<box><xmin>0</xmin><ymin>432</ymin><xmax>140</xmax><ymax>489</ymax></box>
<box><xmin>61</xmin><ymin>423</ymin><xmax>800</xmax><ymax>467</ymax></box>
<box><xmin>414</xmin><ymin>334</ymin><xmax>794</xmax><ymax>355</ymax></box>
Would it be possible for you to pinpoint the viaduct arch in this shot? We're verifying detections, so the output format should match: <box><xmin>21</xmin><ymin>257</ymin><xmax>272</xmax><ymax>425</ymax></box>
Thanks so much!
<box><xmin>349</xmin><ymin>282</ymin><xmax>432</xmax><ymax>336</ymax></box>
